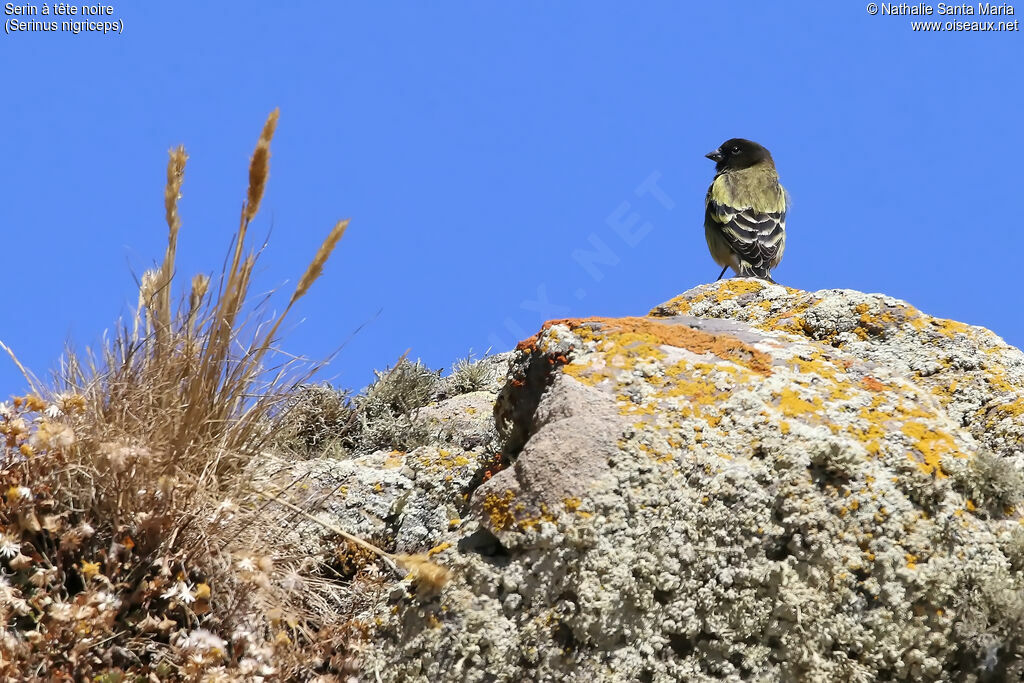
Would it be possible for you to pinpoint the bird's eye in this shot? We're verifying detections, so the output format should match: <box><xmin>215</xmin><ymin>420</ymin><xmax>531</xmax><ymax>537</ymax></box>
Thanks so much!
<box><xmin>731</xmin><ymin>146</ymin><xmax>741</xmax><ymax>155</ymax></box>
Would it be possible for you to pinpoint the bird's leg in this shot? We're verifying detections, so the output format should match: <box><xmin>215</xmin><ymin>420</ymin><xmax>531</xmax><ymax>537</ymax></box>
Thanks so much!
<box><xmin>716</xmin><ymin>266</ymin><xmax>729</xmax><ymax>281</ymax></box>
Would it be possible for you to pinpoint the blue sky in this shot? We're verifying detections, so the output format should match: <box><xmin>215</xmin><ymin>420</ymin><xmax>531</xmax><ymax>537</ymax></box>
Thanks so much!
<box><xmin>2</xmin><ymin>2</ymin><xmax>1022</xmax><ymax>395</ymax></box>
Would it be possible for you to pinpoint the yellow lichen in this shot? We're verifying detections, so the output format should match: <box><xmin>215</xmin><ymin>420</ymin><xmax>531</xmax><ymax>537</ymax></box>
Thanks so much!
<box><xmin>649</xmin><ymin>279</ymin><xmax>770</xmax><ymax>317</ymax></box>
<box><xmin>777</xmin><ymin>387</ymin><xmax>823</xmax><ymax>418</ymax></box>
<box><xmin>529</xmin><ymin>316</ymin><xmax>773</xmax><ymax>376</ymax></box>
<box><xmin>482</xmin><ymin>489</ymin><xmax>518</xmax><ymax>531</ymax></box>
<box><xmin>427</xmin><ymin>542</ymin><xmax>451</xmax><ymax>557</ymax></box>
<box><xmin>899</xmin><ymin>420</ymin><xmax>959</xmax><ymax>477</ymax></box>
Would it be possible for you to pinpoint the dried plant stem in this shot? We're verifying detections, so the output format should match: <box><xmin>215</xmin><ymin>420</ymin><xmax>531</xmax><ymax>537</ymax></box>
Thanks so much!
<box><xmin>251</xmin><ymin>218</ymin><xmax>350</xmax><ymax>362</ymax></box>
<box><xmin>0</xmin><ymin>339</ymin><xmax>44</xmax><ymax>396</ymax></box>
<box><xmin>157</xmin><ymin>146</ymin><xmax>188</xmax><ymax>345</ymax></box>
<box><xmin>252</xmin><ymin>487</ymin><xmax>399</xmax><ymax>572</ymax></box>
<box><xmin>0</xmin><ymin>108</ymin><xmax>374</xmax><ymax>680</ymax></box>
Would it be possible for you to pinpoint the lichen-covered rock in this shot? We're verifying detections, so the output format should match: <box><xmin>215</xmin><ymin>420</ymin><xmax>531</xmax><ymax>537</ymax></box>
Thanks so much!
<box><xmin>362</xmin><ymin>280</ymin><xmax>1024</xmax><ymax>682</ymax></box>
<box><xmin>257</xmin><ymin>355</ymin><xmax>512</xmax><ymax>559</ymax></box>
<box><xmin>650</xmin><ymin>280</ymin><xmax>1024</xmax><ymax>469</ymax></box>
<box><xmin>258</xmin><ymin>444</ymin><xmax>490</xmax><ymax>556</ymax></box>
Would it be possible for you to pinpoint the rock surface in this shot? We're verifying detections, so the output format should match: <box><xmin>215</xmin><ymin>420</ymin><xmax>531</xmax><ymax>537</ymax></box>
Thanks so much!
<box><xmin>259</xmin><ymin>354</ymin><xmax>513</xmax><ymax>560</ymax></box>
<box><xmin>358</xmin><ymin>280</ymin><xmax>1024</xmax><ymax>682</ymax></box>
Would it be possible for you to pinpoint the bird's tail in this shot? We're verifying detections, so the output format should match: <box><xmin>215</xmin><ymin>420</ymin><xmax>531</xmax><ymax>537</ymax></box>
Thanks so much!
<box><xmin>737</xmin><ymin>263</ymin><xmax>776</xmax><ymax>284</ymax></box>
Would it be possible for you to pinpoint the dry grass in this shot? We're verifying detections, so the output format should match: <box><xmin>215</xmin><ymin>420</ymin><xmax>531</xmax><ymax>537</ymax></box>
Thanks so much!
<box><xmin>273</xmin><ymin>355</ymin><xmax>443</xmax><ymax>458</ymax></box>
<box><xmin>0</xmin><ymin>110</ymin><xmax>436</xmax><ymax>680</ymax></box>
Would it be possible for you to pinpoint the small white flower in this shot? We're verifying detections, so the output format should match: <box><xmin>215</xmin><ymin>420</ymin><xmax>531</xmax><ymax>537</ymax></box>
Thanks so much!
<box><xmin>200</xmin><ymin>666</ymin><xmax>231</xmax><ymax>683</ymax></box>
<box><xmin>176</xmin><ymin>628</ymin><xmax>226</xmax><ymax>655</ymax></box>
<box><xmin>0</xmin><ymin>535</ymin><xmax>20</xmax><ymax>559</ymax></box>
<box><xmin>44</xmin><ymin>404</ymin><xmax>63</xmax><ymax>419</ymax></box>
<box><xmin>15</xmin><ymin>487</ymin><xmax>31</xmax><ymax>501</ymax></box>
<box><xmin>161</xmin><ymin>580</ymin><xmax>196</xmax><ymax>604</ymax></box>
<box><xmin>236</xmin><ymin>557</ymin><xmax>257</xmax><ymax>572</ymax></box>
<box><xmin>0</xmin><ymin>402</ymin><xmax>12</xmax><ymax>418</ymax></box>
<box><xmin>9</xmin><ymin>597</ymin><xmax>31</xmax><ymax>616</ymax></box>
<box><xmin>48</xmin><ymin>601</ymin><xmax>72</xmax><ymax>622</ymax></box>
<box><xmin>29</xmin><ymin>567</ymin><xmax>56</xmax><ymax>588</ymax></box>
<box><xmin>93</xmin><ymin>591</ymin><xmax>122</xmax><ymax>612</ymax></box>
<box><xmin>48</xmin><ymin>423</ymin><xmax>74</xmax><ymax>448</ymax></box>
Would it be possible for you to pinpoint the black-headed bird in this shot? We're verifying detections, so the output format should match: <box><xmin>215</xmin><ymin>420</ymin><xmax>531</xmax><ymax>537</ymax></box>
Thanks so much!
<box><xmin>704</xmin><ymin>138</ymin><xmax>787</xmax><ymax>283</ymax></box>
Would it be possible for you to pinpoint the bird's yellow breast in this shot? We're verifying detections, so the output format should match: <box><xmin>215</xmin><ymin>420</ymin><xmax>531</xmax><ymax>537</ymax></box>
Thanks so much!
<box><xmin>710</xmin><ymin>165</ymin><xmax>786</xmax><ymax>214</ymax></box>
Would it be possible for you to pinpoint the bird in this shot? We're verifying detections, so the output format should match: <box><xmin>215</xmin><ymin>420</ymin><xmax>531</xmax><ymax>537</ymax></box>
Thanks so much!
<box><xmin>704</xmin><ymin>138</ymin><xmax>788</xmax><ymax>283</ymax></box>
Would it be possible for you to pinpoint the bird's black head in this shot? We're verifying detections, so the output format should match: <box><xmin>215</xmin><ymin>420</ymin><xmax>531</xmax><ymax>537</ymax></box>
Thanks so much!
<box><xmin>705</xmin><ymin>138</ymin><xmax>774</xmax><ymax>172</ymax></box>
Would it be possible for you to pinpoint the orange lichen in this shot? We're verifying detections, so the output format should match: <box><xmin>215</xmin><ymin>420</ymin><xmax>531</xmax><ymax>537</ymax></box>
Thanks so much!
<box><xmin>861</xmin><ymin>377</ymin><xmax>888</xmax><ymax>392</ymax></box>
<box><xmin>520</xmin><ymin>316</ymin><xmax>773</xmax><ymax>376</ymax></box>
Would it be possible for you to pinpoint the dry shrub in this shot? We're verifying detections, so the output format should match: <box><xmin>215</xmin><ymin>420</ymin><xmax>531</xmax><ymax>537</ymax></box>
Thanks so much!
<box><xmin>274</xmin><ymin>357</ymin><xmax>442</xmax><ymax>457</ymax></box>
<box><xmin>0</xmin><ymin>110</ymin><xmax>384</xmax><ymax>680</ymax></box>
<box><xmin>449</xmin><ymin>353</ymin><xmax>493</xmax><ymax>394</ymax></box>
<box><xmin>274</xmin><ymin>383</ymin><xmax>358</xmax><ymax>457</ymax></box>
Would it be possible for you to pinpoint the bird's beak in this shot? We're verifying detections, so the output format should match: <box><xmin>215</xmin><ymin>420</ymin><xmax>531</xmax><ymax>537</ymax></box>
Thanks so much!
<box><xmin>705</xmin><ymin>148</ymin><xmax>724</xmax><ymax>163</ymax></box>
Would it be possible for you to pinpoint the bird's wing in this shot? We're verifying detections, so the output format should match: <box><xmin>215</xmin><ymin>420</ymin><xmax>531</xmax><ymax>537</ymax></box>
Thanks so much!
<box><xmin>705</xmin><ymin>181</ymin><xmax>786</xmax><ymax>278</ymax></box>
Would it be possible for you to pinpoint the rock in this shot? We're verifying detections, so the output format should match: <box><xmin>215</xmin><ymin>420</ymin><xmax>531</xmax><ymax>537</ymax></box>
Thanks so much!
<box><xmin>362</xmin><ymin>279</ymin><xmax>1024</xmax><ymax>682</ymax></box>
<box><xmin>257</xmin><ymin>355</ymin><xmax>513</xmax><ymax>560</ymax></box>
<box><xmin>650</xmin><ymin>280</ymin><xmax>1024</xmax><ymax>468</ymax></box>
